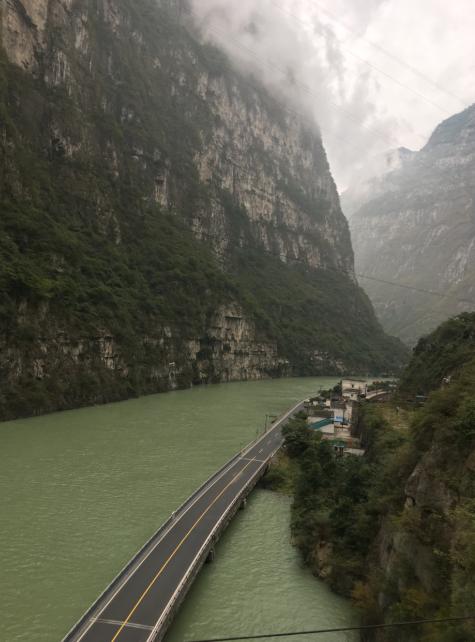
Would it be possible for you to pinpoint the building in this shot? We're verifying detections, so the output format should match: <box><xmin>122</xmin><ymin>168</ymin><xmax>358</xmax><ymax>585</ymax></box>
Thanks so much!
<box><xmin>341</xmin><ymin>379</ymin><xmax>367</xmax><ymax>400</ymax></box>
<box><xmin>331</xmin><ymin>401</ymin><xmax>347</xmax><ymax>425</ymax></box>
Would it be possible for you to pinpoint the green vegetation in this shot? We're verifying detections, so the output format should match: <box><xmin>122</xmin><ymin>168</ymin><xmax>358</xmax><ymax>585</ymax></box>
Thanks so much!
<box><xmin>399</xmin><ymin>313</ymin><xmax>475</xmax><ymax>397</ymax></box>
<box><xmin>260</xmin><ymin>450</ymin><xmax>299</xmax><ymax>495</ymax></box>
<box><xmin>231</xmin><ymin>250</ymin><xmax>406</xmax><ymax>375</ymax></box>
<box><xmin>367</xmin><ymin>379</ymin><xmax>397</xmax><ymax>392</ymax></box>
<box><xmin>0</xmin><ymin>0</ymin><xmax>406</xmax><ymax>419</ymax></box>
<box><xmin>275</xmin><ymin>409</ymin><xmax>414</xmax><ymax>596</ymax></box>
<box><xmin>358</xmin><ymin>357</ymin><xmax>475</xmax><ymax>642</ymax></box>
<box><xmin>272</xmin><ymin>315</ymin><xmax>475</xmax><ymax>641</ymax></box>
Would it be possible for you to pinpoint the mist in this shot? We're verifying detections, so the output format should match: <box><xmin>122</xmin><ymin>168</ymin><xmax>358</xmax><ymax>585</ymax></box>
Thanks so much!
<box><xmin>189</xmin><ymin>0</ymin><xmax>475</xmax><ymax>191</ymax></box>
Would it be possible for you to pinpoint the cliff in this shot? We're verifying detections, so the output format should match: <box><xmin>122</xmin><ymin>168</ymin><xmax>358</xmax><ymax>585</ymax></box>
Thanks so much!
<box><xmin>277</xmin><ymin>314</ymin><xmax>475</xmax><ymax>641</ymax></box>
<box><xmin>345</xmin><ymin>105</ymin><xmax>475</xmax><ymax>345</ymax></box>
<box><xmin>341</xmin><ymin>147</ymin><xmax>415</xmax><ymax>219</ymax></box>
<box><xmin>0</xmin><ymin>0</ymin><xmax>405</xmax><ymax>420</ymax></box>
<box><xmin>359</xmin><ymin>315</ymin><xmax>475</xmax><ymax>642</ymax></box>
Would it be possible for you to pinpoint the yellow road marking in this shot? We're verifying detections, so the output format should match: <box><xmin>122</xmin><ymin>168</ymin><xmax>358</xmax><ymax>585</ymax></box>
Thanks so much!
<box><xmin>110</xmin><ymin>458</ymin><xmax>256</xmax><ymax>642</ymax></box>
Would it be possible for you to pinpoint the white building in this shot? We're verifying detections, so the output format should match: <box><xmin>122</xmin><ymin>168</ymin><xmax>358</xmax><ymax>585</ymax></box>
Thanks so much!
<box><xmin>341</xmin><ymin>379</ymin><xmax>367</xmax><ymax>399</ymax></box>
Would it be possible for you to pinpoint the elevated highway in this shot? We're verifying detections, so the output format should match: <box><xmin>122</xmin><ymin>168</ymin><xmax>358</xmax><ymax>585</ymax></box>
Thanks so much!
<box><xmin>62</xmin><ymin>400</ymin><xmax>304</xmax><ymax>642</ymax></box>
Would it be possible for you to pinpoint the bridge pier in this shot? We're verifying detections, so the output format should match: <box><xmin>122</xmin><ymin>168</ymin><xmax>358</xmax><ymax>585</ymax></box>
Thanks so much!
<box><xmin>206</xmin><ymin>547</ymin><xmax>216</xmax><ymax>563</ymax></box>
<box><xmin>61</xmin><ymin>399</ymin><xmax>305</xmax><ymax>642</ymax></box>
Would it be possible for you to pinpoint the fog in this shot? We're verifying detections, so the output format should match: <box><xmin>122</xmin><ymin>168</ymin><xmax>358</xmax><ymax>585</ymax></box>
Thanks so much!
<box><xmin>190</xmin><ymin>0</ymin><xmax>475</xmax><ymax>191</ymax></box>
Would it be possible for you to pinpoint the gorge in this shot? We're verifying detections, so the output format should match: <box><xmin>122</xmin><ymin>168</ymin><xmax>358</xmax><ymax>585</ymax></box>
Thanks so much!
<box><xmin>0</xmin><ymin>0</ymin><xmax>405</xmax><ymax>421</ymax></box>
<box><xmin>345</xmin><ymin>104</ymin><xmax>475</xmax><ymax>345</ymax></box>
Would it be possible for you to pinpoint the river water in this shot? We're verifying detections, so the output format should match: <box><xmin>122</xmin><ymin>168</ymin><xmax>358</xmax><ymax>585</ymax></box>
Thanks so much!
<box><xmin>0</xmin><ymin>377</ymin><xmax>356</xmax><ymax>642</ymax></box>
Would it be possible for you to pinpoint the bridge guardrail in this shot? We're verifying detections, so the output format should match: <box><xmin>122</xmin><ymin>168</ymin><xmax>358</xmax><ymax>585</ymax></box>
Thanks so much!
<box><xmin>61</xmin><ymin>399</ymin><xmax>303</xmax><ymax>642</ymax></box>
<box><xmin>61</xmin><ymin>450</ymin><xmax>242</xmax><ymax>642</ymax></box>
<box><xmin>146</xmin><ymin>437</ymin><xmax>286</xmax><ymax>642</ymax></box>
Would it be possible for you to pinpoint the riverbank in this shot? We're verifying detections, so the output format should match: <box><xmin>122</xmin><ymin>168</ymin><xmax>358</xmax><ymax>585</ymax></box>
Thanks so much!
<box><xmin>1</xmin><ymin>377</ymin><xmax>354</xmax><ymax>642</ymax></box>
<box><xmin>263</xmin><ymin>405</ymin><xmax>413</xmax><ymax>596</ymax></box>
<box><xmin>165</xmin><ymin>489</ymin><xmax>357</xmax><ymax>642</ymax></box>
<box><xmin>265</xmin><ymin>363</ymin><xmax>475</xmax><ymax>642</ymax></box>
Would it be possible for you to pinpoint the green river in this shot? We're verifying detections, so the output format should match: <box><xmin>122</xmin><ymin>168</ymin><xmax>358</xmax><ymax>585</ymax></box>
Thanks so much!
<box><xmin>0</xmin><ymin>377</ymin><xmax>357</xmax><ymax>642</ymax></box>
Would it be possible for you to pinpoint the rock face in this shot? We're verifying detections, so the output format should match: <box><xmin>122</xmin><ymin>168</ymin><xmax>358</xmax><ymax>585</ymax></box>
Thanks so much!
<box><xmin>360</xmin><ymin>316</ymin><xmax>475</xmax><ymax>641</ymax></box>
<box><xmin>367</xmin><ymin>428</ymin><xmax>475</xmax><ymax>641</ymax></box>
<box><xmin>345</xmin><ymin>105</ymin><xmax>475</xmax><ymax>345</ymax></box>
<box><xmin>0</xmin><ymin>0</ymin><xmax>404</xmax><ymax>420</ymax></box>
<box><xmin>341</xmin><ymin>147</ymin><xmax>414</xmax><ymax>220</ymax></box>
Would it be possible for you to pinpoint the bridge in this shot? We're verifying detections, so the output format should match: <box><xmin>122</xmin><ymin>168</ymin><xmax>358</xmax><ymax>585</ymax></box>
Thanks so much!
<box><xmin>366</xmin><ymin>389</ymin><xmax>391</xmax><ymax>402</ymax></box>
<box><xmin>62</xmin><ymin>400</ymin><xmax>304</xmax><ymax>642</ymax></box>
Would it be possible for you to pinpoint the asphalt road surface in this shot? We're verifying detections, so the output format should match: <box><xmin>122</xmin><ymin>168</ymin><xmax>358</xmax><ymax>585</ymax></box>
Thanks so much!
<box><xmin>65</xmin><ymin>401</ymin><xmax>304</xmax><ymax>642</ymax></box>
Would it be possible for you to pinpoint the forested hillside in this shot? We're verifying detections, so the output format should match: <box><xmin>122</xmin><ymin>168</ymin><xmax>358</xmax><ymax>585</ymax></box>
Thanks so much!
<box><xmin>270</xmin><ymin>313</ymin><xmax>475</xmax><ymax>641</ymax></box>
<box><xmin>0</xmin><ymin>0</ymin><xmax>405</xmax><ymax>420</ymax></box>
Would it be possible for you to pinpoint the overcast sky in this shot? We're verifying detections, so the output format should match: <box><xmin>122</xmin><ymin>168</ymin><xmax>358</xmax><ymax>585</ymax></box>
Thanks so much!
<box><xmin>190</xmin><ymin>0</ymin><xmax>475</xmax><ymax>191</ymax></box>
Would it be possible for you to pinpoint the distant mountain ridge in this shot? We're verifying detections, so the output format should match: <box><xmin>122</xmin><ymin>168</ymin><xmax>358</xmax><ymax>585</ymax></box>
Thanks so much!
<box><xmin>345</xmin><ymin>103</ymin><xmax>475</xmax><ymax>345</ymax></box>
<box><xmin>341</xmin><ymin>146</ymin><xmax>414</xmax><ymax>219</ymax></box>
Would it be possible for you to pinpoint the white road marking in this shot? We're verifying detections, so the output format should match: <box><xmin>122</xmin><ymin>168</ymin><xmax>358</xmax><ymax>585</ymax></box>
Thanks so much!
<box><xmin>92</xmin><ymin>618</ymin><xmax>153</xmax><ymax>632</ymax></box>
<box><xmin>241</xmin><ymin>457</ymin><xmax>266</xmax><ymax>463</ymax></box>
<box><xmin>145</xmin><ymin>450</ymin><xmax>279</xmax><ymax>642</ymax></box>
<box><xmin>70</xmin><ymin>399</ymin><xmax>303</xmax><ymax>642</ymax></box>
<box><xmin>72</xmin><ymin>457</ymin><xmax>247</xmax><ymax>641</ymax></box>
<box><xmin>259</xmin><ymin>448</ymin><xmax>263</xmax><ymax>454</ymax></box>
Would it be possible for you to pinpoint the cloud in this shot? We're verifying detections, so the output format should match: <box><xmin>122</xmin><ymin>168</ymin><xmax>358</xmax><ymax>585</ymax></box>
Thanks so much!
<box><xmin>189</xmin><ymin>0</ymin><xmax>475</xmax><ymax>191</ymax></box>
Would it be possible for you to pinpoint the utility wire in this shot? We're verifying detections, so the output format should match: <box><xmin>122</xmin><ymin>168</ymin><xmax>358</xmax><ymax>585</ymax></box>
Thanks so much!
<box><xmin>354</xmin><ymin>272</ymin><xmax>475</xmax><ymax>307</ymax></box>
<box><xmin>190</xmin><ymin>1</ymin><xmax>469</xmax><ymax>156</ymax></box>
<box><xmin>182</xmin><ymin>11</ymin><xmax>475</xmax><ymax>311</ymax></box>
<box><xmin>205</xmin><ymin>147</ymin><xmax>475</xmax><ymax>309</ymax></box>
<box><xmin>201</xmin><ymin>206</ymin><xmax>475</xmax><ymax>308</ymax></box>
<box><xmin>295</xmin><ymin>0</ymin><xmax>467</xmax><ymax>108</ymax></box>
<box><xmin>185</xmin><ymin>615</ymin><xmax>475</xmax><ymax>642</ymax></box>
<box><xmin>197</xmin><ymin>6</ymin><xmax>463</xmax><ymax>151</ymax></box>
<box><xmin>202</xmin><ymin>147</ymin><xmax>475</xmax><ymax>309</ymax></box>
<box><xmin>266</xmin><ymin>1</ymin><xmax>454</xmax><ymax>117</ymax></box>
<box><xmin>192</xmin><ymin>7</ymin><xmax>427</xmax><ymax>146</ymax></box>
<box><xmin>254</xmin><ymin>249</ymin><xmax>475</xmax><ymax>309</ymax></box>
<box><xmin>206</xmin><ymin>24</ymin><xmax>427</xmax><ymax>145</ymax></box>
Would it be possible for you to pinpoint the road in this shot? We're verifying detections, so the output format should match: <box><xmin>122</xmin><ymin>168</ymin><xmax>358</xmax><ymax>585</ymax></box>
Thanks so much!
<box><xmin>63</xmin><ymin>400</ymin><xmax>304</xmax><ymax>642</ymax></box>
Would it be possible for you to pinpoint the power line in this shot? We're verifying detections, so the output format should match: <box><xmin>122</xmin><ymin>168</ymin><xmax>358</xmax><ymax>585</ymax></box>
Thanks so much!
<box><xmin>299</xmin><ymin>0</ymin><xmax>467</xmax><ymax>108</ymax></box>
<box><xmin>268</xmin><ymin>252</ymin><xmax>475</xmax><ymax>308</ymax></box>
<box><xmin>202</xmin><ymin>213</ymin><xmax>475</xmax><ymax>309</ymax></box>
<box><xmin>183</xmin><ymin>11</ymin><xmax>475</xmax><ymax>313</ymax></box>
<box><xmin>202</xmin><ymin>146</ymin><xmax>475</xmax><ymax>309</ymax></box>
<box><xmin>355</xmin><ymin>272</ymin><xmax>475</xmax><ymax>307</ymax></box>
<box><xmin>197</xmin><ymin>4</ymin><xmax>463</xmax><ymax>152</ymax></box>
<box><xmin>201</xmin><ymin>148</ymin><xmax>475</xmax><ymax>309</ymax></box>
<box><xmin>194</xmin><ymin>9</ymin><xmax>426</xmax><ymax>147</ymax></box>
<box><xmin>185</xmin><ymin>615</ymin><xmax>475</xmax><ymax>642</ymax></box>
<box><xmin>267</xmin><ymin>0</ymin><xmax>454</xmax><ymax>117</ymax></box>
<box><xmin>200</xmin><ymin>42</ymin><xmax>402</xmax><ymax>161</ymax></box>
<box><xmin>206</xmin><ymin>24</ymin><xmax>427</xmax><ymax>145</ymax></box>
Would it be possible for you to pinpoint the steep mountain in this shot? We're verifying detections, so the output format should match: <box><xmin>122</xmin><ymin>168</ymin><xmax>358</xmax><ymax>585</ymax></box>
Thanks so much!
<box><xmin>359</xmin><ymin>315</ymin><xmax>475</xmax><ymax>642</ymax></box>
<box><xmin>276</xmin><ymin>313</ymin><xmax>475</xmax><ymax>641</ymax></box>
<box><xmin>341</xmin><ymin>147</ymin><xmax>414</xmax><ymax>219</ymax></box>
<box><xmin>346</xmin><ymin>105</ymin><xmax>475</xmax><ymax>345</ymax></box>
<box><xmin>0</xmin><ymin>0</ymin><xmax>405</xmax><ymax>420</ymax></box>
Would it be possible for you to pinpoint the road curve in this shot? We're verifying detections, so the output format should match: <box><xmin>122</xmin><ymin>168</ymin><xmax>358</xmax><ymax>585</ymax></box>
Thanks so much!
<box><xmin>62</xmin><ymin>400</ymin><xmax>304</xmax><ymax>642</ymax></box>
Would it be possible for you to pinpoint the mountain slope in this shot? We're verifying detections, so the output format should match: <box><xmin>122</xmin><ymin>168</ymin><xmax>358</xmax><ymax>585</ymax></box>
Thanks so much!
<box><xmin>277</xmin><ymin>313</ymin><xmax>475</xmax><ymax>641</ymax></box>
<box><xmin>0</xmin><ymin>0</ymin><xmax>405</xmax><ymax>420</ymax></box>
<box><xmin>360</xmin><ymin>315</ymin><xmax>475</xmax><ymax>641</ymax></box>
<box><xmin>346</xmin><ymin>105</ymin><xmax>475</xmax><ymax>345</ymax></box>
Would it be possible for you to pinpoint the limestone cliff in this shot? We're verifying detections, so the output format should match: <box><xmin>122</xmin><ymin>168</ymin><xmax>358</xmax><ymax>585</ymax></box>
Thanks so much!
<box><xmin>0</xmin><ymin>0</ymin><xmax>404</xmax><ymax>419</ymax></box>
<box><xmin>345</xmin><ymin>105</ymin><xmax>475</xmax><ymax>345</ymax></box>
<box><xmin>273</xmin><ymin>314</ymin><xmax>475</xmax><ymax>641</ymax></box>
<box><xmin>360</xmin><ymin>317</ymin><xmax>475</xmax><ymax>642</ymax></box>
